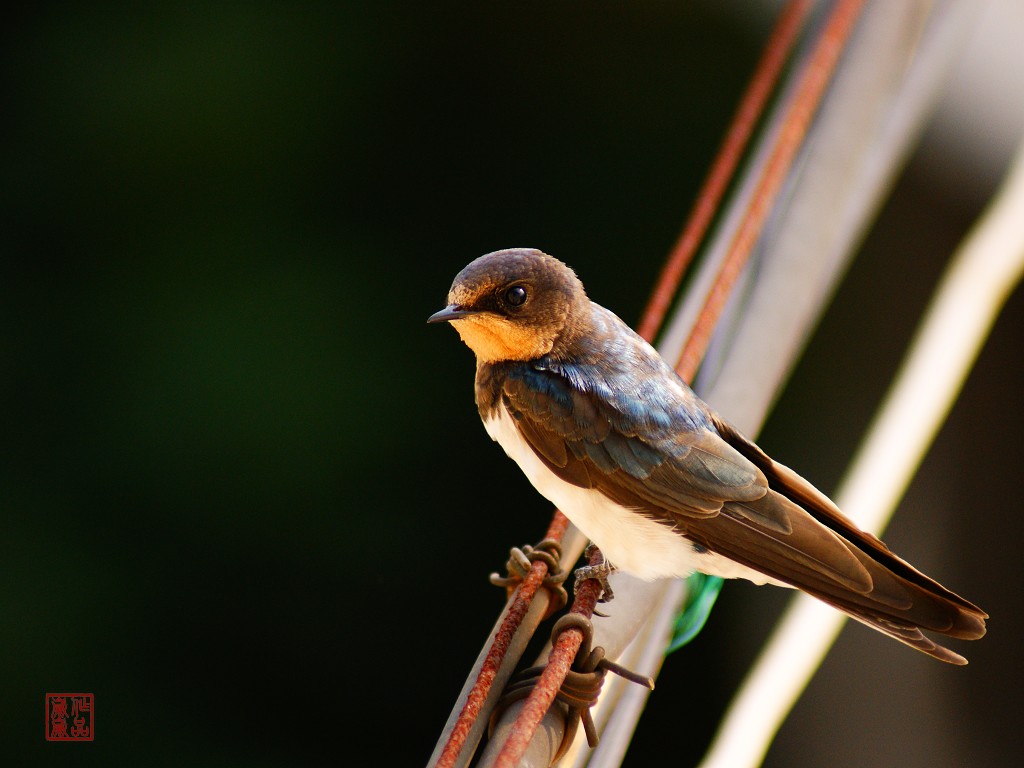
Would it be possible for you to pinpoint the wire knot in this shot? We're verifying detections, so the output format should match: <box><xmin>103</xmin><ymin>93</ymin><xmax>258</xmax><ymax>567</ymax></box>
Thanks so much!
<box><xmin>490</xmin><ymin>613</ymin><xmax>654</xmax><ymax>763</ymax></box>
<box><xmin>490</xmin><ymin>538</ymin><xmax>569</xmax><ymax>617</ymax></box>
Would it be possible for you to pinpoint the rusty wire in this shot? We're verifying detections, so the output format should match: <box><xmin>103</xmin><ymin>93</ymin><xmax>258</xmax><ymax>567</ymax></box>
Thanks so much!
<box><xmin>490</xmin><ymin>547</ymin><xmax>607</xmax><ymax>768</ymax></box>
<box><xmin>490</xmin><ymin>564</ymin><xmax>656</xmax><ymax>766</ymax></box>
<box><xmin>676</xmin><ymin>0</ymin><xmax>868</xmax><ymax>384</ymax></box>
<box><xmin>636</xmin><ymin>0</ymin><xmax>813</xmax><ymax>345</ymax></box>
<box><xmin>433</xmin><ymin>512</ymin><xmax>572</xmax><ymax>768</ymax></box>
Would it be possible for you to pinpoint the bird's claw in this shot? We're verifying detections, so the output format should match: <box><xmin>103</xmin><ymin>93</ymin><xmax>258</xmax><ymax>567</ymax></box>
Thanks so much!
<box><xmin>573</xmin><ymin>553</ymin><xmax>617</xmax><ymax>603</ymax></box>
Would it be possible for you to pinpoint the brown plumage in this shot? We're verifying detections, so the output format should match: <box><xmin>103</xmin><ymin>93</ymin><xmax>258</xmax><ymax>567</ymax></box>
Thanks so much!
<box><xmin>431</xmin><ymin>248</ymin><xmax>987</xmax><ymax>664</ymax></box>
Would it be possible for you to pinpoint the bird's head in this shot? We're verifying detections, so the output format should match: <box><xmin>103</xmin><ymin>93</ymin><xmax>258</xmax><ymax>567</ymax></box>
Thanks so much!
<box><xmin>428</xmin><ymin>248</ymin><xmax>589</xmax><ymax>363</ymax></box>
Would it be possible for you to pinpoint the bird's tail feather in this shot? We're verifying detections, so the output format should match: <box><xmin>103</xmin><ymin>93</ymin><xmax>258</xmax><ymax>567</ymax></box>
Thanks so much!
<box><xmin>694</xmin><ymin>490</ymin><xmax>986</xmax><ymax>665</ymax></box>
<box><xmin>706</xmin><ymin>415</ymin><xmax>987</xmax><ymax>663</ymax></box>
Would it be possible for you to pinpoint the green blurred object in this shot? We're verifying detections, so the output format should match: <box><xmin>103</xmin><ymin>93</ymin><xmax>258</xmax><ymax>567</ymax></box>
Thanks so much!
<box><xmin>667</xmin><ymin>573</ymin><xmax>724</xmax><ymax>653</ymax></box>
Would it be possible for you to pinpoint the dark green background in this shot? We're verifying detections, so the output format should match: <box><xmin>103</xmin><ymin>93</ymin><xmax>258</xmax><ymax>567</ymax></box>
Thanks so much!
<box><xmin>4</xmin><ymin>3</ymin><xmax>1020</xmax><ymax>766</ymax></box>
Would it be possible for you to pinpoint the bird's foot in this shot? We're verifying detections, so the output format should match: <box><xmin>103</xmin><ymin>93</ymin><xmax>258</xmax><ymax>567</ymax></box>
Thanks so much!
<box><xmin>574</xmin><ymin>544</ymin><xmax>617</xmax><ymax>603</ymax></box>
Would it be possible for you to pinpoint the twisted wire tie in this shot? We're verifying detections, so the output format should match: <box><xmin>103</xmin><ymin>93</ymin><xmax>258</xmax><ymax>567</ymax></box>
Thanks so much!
<box><xmin>490</xmin><ymin>613</ymin><xmax>655</xmax><ymax>762</ymax></box>
<box><xmin>489</xmin><ymin>538</ymin><xmax>569</xmax><ymax>618</ymax></box>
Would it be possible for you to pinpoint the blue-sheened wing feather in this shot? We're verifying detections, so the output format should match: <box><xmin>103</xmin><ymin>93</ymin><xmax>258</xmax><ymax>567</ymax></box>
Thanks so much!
<box><xmin>500</xmin><ymin>358</ymin><xmax>767</xmax><ymax>517</ymax></box>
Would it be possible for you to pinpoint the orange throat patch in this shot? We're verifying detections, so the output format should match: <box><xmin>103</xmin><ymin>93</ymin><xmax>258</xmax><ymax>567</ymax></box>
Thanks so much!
<box><xmin>452</xmin><ymin>315</ymin><xmax>554</xmax><ymax>363</ymax></box>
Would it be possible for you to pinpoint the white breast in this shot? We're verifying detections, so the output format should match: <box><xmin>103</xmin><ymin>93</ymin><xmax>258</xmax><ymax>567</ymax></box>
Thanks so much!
<box><xmin>483</xmin><ymin>407</ymin><xmax>779</xmax><ymax>585</ymax></box>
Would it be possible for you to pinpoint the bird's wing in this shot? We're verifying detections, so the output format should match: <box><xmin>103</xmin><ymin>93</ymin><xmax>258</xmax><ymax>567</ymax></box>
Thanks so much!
<box><xmin>500</xmin><ymin>363</ymin><xmax>986</xmax><ymax>662</ymax></box>
<box><xmin>500</xmin><ymin>363</ymin><xmax>871</xmax><ymax>591</ymax></box>
<box><xmin>500</xmin><ymin>362</ymin><xmax>768</xmax><ymax>518</ymax></box>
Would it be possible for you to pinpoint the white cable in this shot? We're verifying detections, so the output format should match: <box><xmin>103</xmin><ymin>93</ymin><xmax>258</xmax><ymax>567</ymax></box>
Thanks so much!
<box><xmin>698</xmin><ymin>135</ymin><xmax>1024</xmax><ymax>768</ymax></box>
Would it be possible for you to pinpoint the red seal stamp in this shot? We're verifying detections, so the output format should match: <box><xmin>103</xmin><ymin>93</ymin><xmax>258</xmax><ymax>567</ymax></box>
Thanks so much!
<box><xmin>46</xmin><ymin>693</ymin><xmax>94</xmax><ymax>741</ymax></box>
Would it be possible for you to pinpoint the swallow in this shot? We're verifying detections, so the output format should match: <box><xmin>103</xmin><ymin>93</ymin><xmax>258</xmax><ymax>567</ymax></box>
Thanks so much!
<box><xmin>429</xmin><ymin>248</ymin><xmax>987</xmax><ymax>664</ymax></box>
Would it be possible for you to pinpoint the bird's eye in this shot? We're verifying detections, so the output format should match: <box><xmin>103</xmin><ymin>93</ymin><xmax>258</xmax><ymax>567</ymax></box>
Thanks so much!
<box><xmin>504</xmin><ymin>285</ymin><xmax>528</xmax><ymax>307</ymax></box>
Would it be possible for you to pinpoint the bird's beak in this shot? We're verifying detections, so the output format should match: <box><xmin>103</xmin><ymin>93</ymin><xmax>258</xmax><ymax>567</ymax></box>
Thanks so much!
<box><xmin>427</xmin><ymin>304</ymin><xmax>476</xmax><ymax>324</ymax></box>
